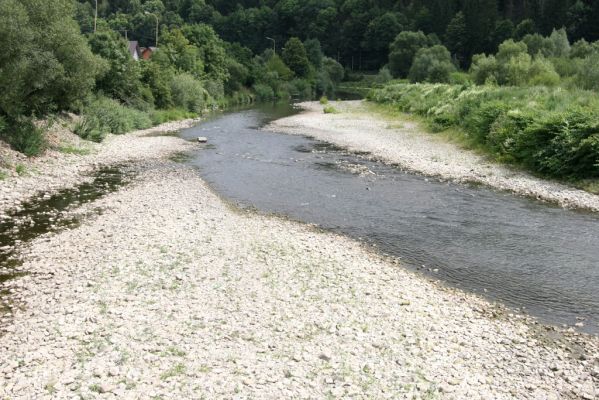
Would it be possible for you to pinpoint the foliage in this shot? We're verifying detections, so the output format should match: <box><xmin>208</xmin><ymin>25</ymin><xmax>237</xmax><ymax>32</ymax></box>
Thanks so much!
<box><xmin>323</xmin><ymin>105</ymin><xmax>339</xmax><ymax>114</ymax></box>
<box><xmin>0</xmin><ymin>0</ymin><xmax>102</xmax><ymax>155</ymax></box>
<box><xmin>388</xmin><ymin>31</ymin><xmax>437</xmax><ymax>78</ymax></box>
<box><xmin>320</xmin><ymin>96</ymin><xmax>329</xmax><ymax>105</ymax></box>
<box><xmin>282</xmin><ymin>38</ymin><xmax>311</xmax><ymax>78</ymax></box>
<box><xmin>150</xmin><ymin>108</ymin><xmax>197</xmax><ymax>125</ymax></box>
<box><xmin>170</xmin><ymin>73</ymin><xmax>211</xmax><ymax>113</ymax></box>
<box><xmin>369</xmin><ymin>83</ymin><xmax>599</xmax><ymax>179</ymax></box>
<box><xmin>2</xmin><ymin>118</ymin><xmax>47</xmax><ymax>156</ymax></box>
<box><xmin>375</xmin><ymin>67</ymin><xmax>393</xmax><ymax>85</ymax></box>
<box><xmin>78</xmin><ymin>97</ymin><xmax>152</xmax><ymax>138</ymax></box>
<box><xmin>88</xmin><ymin>31</ymin><xmax>143</xmax><ymax>106</ymax></box>
<box><xmin>408</xmin><ymin>45</ymin><xmax>456</xmax><ymax>83</ymax></box>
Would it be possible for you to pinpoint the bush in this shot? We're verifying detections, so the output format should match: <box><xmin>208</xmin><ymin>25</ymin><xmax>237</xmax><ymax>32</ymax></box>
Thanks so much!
<box><xmin>375</xmin><ymin>67</ymin><xmax>393</xmax><ymax>85</ymax></box>
<box><xmin>408</xmin><ymin>45</ymin><xmax>455</xmax><ymax>83</ymax></box>
<box><xmin>323</xmin><ymin>105</ymin><xmax>338</xmax><ymax>114</ymax></box>
<box><xmin>574</xmin><ymin>54</ymin><xmax>599</xmax><ymax>91</ymax></box>
<box><xmin>170</xmin><ymin>73</ymin><xmax>210</xmax><ymax>113</ymax></box>
<box><xmin>75</xmin><ymin>97</ymin><xmax>152</xmax><ymax>142</ymax></box>
<box><xmin>320</xmin><ymin>96</ymin><xmax>329</xmax><ymax>105</ymax></box>
<box><xmin>74</xmin><ymin>116</ymin><xmax>105</xmax><ymax>142</ymax></box>
<box><xmin>388</xmin><ymin>31</ymin><xmax>435</xmax><ymax>78</ymax></box>
<box><xmin>252</xmin><ymin>83</ymin><xmax>275</xmax><ymax>101</ymax></box>
<box><xmin>2</xmin><ymin>118</ymin><xmax>47</xmax><ymax>156</ymax></box>
<box><xmin>368</xmin><ymin>83</ymin><xmax>599</xmax><ymax>179</ymax></box>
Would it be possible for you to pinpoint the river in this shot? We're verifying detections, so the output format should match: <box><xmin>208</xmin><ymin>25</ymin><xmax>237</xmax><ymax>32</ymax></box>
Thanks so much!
<box><xmin>180</xmin><ymin>103</ymin><xmax>599</xmax><ymax>335</ymax></box>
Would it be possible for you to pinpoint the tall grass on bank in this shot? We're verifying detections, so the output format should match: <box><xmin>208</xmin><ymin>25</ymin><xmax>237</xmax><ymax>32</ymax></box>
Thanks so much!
<box><xmin>75</xmin><ymin>97</ymin><xmax>152</xmax><ymax>142</ymax></box>
<box><xmin>368</xmin><ymin>83</ymin><xmax>599</xmax><ymax>180</ymax></box>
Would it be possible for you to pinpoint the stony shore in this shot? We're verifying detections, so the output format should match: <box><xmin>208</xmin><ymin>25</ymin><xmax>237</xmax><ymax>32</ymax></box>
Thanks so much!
<box><xmin>0</xmin><ymin>118</ymin><xmax>198</xmax><ymax>214</ymax></box>
<box><xmin>266</xmin><ymin>101</ymin><xmax>599</xmax><ymax>212</ymax></box>
<box><xmin>0</xmin><ymin>114</ymin><xmax>597</xmax><ymax>399</ymax></box>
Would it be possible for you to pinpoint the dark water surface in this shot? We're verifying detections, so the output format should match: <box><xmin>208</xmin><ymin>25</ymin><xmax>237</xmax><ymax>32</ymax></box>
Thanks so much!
<box><xmin>181</xmin><ymin>103</ymin><xmax>599</xmax><ymax>334</ymax></box>
<box><xmin>0</xmin><ymin>166</ymin><xmax>131</xmax><ymax>284</ymax></box>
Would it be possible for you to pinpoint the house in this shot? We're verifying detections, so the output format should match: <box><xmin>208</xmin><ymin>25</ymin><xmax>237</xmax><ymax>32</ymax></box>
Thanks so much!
<box><xmin>140</xmin><ymin>47</ymin><xmax>158</xmax><ymax>60</ymax></box>
<box><xmin>128</xmin><ymin>41</ymin><xmax>141</xmax><ymax>61</ymax></box>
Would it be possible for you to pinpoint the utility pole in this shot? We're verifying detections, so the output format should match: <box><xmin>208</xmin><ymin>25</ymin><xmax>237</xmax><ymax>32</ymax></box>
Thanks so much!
<box><xmin>94</xmin><ymin>0</ymin><xmax>98</xmax><ymax>33</ymax></box>
<box><xmin>145</xmin><ymin>12</ymin><xmax>159</xmax><ymax>48</ymax></box>
<box><xmin>266</xmin><ymin>37</ymin><xmax>276</xmax><ymax>54</ymax></box>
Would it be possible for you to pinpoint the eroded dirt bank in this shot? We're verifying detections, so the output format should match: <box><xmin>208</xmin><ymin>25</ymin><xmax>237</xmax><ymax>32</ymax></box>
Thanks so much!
<box><xmin>267</xmin><ymin>101</ymin><xmax>599</xmax><ymax>212</ymax></box>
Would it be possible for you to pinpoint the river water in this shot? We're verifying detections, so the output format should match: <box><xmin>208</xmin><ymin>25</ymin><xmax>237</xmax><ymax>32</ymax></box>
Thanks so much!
<box><xmin>180</xmin><ymin>103</ymin><xmax>599</xmax><ymax>335</ymax></box>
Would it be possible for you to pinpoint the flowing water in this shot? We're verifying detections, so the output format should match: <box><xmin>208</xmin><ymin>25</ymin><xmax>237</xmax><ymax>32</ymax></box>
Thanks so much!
<box><xmin>181</xmin><ymin>103</ymin><xmax>599</xmax><ymax>335</ymax></box>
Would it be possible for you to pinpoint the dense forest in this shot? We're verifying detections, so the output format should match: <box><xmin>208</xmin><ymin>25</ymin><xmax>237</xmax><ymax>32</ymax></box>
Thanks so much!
<box><xmin>2</xmin><ymin>0</ymin><xmax>599</xmax><ymax>160</ymax></box>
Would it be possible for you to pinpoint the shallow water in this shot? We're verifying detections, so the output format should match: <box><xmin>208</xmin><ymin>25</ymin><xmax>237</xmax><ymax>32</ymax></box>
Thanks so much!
<box><xmin>181</xmin><ymin>103</ymin><xmax>599</xmax><ymax>334</ymax></box>
<box><xmin>0</xmin><ymin>166</ymin><xmax>131</xmax><ymax>283</ymax></box>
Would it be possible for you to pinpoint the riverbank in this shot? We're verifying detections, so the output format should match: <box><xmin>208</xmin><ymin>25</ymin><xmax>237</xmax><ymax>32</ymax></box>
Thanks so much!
<box><xmin>266</xmin><ymin>101</ymin><xmax>599</xmax><ymax>212</ymax></box>
<box><xmin>0</xmin><ymin>117</ymin><xmax>199</xmax><ymax>214</ymax></box>
<box><xmin>0</xmin><ymin>157</ymin><xmax>596</xmax><ymax>398</ymax></box>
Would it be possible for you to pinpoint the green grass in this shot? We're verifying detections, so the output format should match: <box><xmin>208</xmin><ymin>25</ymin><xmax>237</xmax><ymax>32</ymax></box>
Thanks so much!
<box><xmin>323</xmin><ymin>105</ymin><xmax>339</xmax><ymax>114</ymax></box>
<box><xmin>57</xmin><ymin>144</ymin><xmax>91</xmax><ymax>155</ymax></box>
<box><xmin>319</xmin><ymin>96</ymin><xmax>329</xmax><ymax>105</ymax></box>
<box><xmin>15</xmin><ymin>164</ymin><xmax>26</xmax><ymax>176</ymax></box>
<box><xmin>160</xmin><ymin>363</ymin><xmax>186</xmax><ymax>380</ymax></box>
<box><xmin>0</xmin><ymin>170</ymin><xmax>7</xmax><ymax>180</ymax></box>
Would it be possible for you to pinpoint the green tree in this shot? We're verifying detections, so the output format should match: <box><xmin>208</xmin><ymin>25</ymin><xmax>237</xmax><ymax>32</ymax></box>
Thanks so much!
<box><xmin>304</xmin><ymin>39</ymin><xmax>324</xmax><ymax>69</ymax></box>
<box><xmin>323</xmin><ymin>57</ymin><xmax>344</xmax><ymax>84</ymax></box>
<box><xmin>0</xmin><ymin>0</ymin><xmax>102</xmax><ymax>119</ymax></box>
<box><xmin>388</xmin><ymin>31</ymin><xmax>433</xmax><ymax>78</ymax></box>
<box><xmin>282</xmin><ymin>37</ymin><xmax>311</xmax><ymax>78</ymax></box>
<box><xmin>88</xmin><ymin>31</ymin><xmax>144</xmax><ymax>106</ymax></box>
<box><xmin>363</xmin><ymin>12</ymin><xmax>405</xmax><ymax>67</ymax></box>
<box><xmin>445</xmin><ymin>12</ymin><xmax>467</xmax><ymax>66</ymax></box>
<box><xmin>408</xmin><ymin>45</ymin><xmax>456</xmax><ymax>83</ymax></box>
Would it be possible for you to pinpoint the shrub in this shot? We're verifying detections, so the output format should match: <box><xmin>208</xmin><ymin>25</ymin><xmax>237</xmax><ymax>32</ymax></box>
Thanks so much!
<box><xmin>368</xmin><ymin>83</ymin><xmax>599</xmax><ymax>179</ymax></box>
<box><xmin>252</xmin><ymin>83</ymin><xmax>275</xmax><ymax>101</ymax></box>
<box><xmin>320</xmin><ymin>96</ymin><xmax>329</xmax><ymax>105</ymax></box>
<box><xmin>323</xmin><ymin>105</ymin><xmax>338</xmax><ymax>114</ymax></box>
<box><xmin>574</xmin><ymin>54</ymin><xmax>599</xmax><ymax>91</ymax></box>
<box><xmin>323</xmin><ymin>57</ymin><xmax>345</xmax><ymax>84</ymax></box>
<box><xmin>408</xmin><ymin>45</ymin><xmax>455</xmax><ymax>83</ymax></box>
<box><xmin>375</xmin><ymin>67</ymin><xmax>393</xmax><ymax>85</ymax></box>
<box><xmin>388</xmin><ymin>31</ymin><xmax>435</xmax><ymax>78</ymax></box>
<box><xmin>3</xmin><ymin>118</ymin><xmax>47</xmax><ymax>156</ymax></box>
<box><xmin>75</xmin><ymin>97</ymin><xmax>152</xmax><ymax>142</ymax></box>
<box><xmin>74</xmin><ymin>116</ymin><xmax>105</xmax><ymax>142</ymax></box>
<box><xmin>170</xmin><ymin>73</ymin><xmax>209</xmax><ymax>113</ymax></box>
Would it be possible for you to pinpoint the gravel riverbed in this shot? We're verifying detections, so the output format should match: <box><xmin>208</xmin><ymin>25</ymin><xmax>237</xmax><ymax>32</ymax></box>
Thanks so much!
<box><xmin>267</xmin><ymin>101</ymin><xmax>599</xmax><ymax>212</ymax></box>
<box><xmin>0</xmin><ymin>118</ymin><xmax>198</xmax><ymax>215</ymax></box>
<box><xmin>0</xmin><ymin>114</ymin><xmax>597</xmax><ymax>399</ymax></box>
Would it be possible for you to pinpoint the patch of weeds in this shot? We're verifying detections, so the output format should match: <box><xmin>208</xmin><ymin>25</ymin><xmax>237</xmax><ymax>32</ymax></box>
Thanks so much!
<box><xmin>58</xmin><ymin>145</ymin><xmax>91</xmax><ymax>156</ymax></box>
<box><xmin>199</xmin><ymin>364</ymin><xmax>212</xmax><ymax>373</ymax></box>
<box><xmin>320</xmin><ymin>96</ymin><xmax>329</xmax><ymax>105</ymax></box>
<box><xmin>160</xmin><ymin>363</ymin><xmax>187</xmax><ymax>380</ymax></box>
<box><xmin>323</xmin><ymin>105</ymin><xmax>339</xmax><ymax>114</ymax></box>
<box><xmin>163</xmin><ymin>346</ymin><xmax>187</xmax><ymax>357</ymax></box>
<box><xmin>88</xmin><ymin>383</ymin><xmax>102</xmax><ymax>393</ymax></box>
<box><xmin>15</xmin><ymin>164</ymin><xmax>26</xmax><ymax>176</ymax></box>
<box><xmin>0</xmin><ymin>170</ymin><xmax>8</xmax><ymax>180</ymax></box>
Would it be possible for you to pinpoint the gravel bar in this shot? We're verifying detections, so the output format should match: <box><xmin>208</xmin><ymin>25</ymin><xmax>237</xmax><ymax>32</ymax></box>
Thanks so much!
<box><xmin>266</xmin><ymin>101</ymin><xmax>599</xmax><ymax>212</ymax></box>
